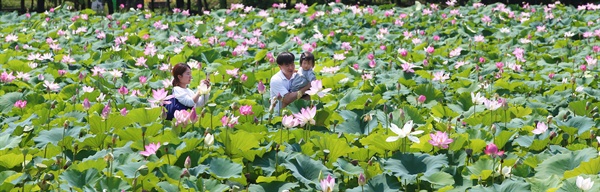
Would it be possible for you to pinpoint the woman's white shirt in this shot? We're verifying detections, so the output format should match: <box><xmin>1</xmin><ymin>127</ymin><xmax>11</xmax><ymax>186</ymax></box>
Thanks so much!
<box><xmin>173</xmin><ymin>86</ymin><xmax>209</xmax><ymax>107</ymax></box>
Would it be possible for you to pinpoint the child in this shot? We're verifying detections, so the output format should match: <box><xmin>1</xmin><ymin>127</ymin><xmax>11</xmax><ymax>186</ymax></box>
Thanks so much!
<box><xmin>290</xmin><ymin>52</ymin><xmax>316</xmax><ymax>93</ymax></box>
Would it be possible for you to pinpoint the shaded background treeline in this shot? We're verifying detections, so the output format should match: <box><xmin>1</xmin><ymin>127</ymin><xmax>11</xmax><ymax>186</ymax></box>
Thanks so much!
<box><xmin>0</xmin><ymin>0</ymin><xmax>597</xmax><ymax>16</ymax></box>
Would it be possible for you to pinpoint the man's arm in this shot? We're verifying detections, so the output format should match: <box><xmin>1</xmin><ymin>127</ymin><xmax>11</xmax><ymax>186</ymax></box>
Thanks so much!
<box><xmin>281</xmin><ymin>80</ymin><xmax>312</xmax><ymax>107</ymax></box>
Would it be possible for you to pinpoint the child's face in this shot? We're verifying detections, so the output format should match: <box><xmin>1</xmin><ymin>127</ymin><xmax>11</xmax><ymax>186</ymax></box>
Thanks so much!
<box><xmin>301</xmin><ymin>60</ymin><xmax>314</xmax><ymax>71</ymax></box>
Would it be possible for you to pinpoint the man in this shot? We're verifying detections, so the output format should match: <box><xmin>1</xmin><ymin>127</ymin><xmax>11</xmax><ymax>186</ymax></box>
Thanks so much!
<box><xmin>270</xmin><ymin>52</ymin><xmax>311</xmax><ymax>114</ymax></box>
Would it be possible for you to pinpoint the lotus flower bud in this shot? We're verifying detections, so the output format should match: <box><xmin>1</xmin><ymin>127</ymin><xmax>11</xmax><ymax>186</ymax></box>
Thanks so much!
<box><xmin>204</xmin><ymin>133</ymin><xmax>214</xmax><ymax>146</ymax></box>
<box><xmin>184</xmin><ymin>156</ymin><xmax>191</xmax><ymax>169</ymax></box>
<box><xmin>549</xmin><ymin>131</ymin><xmax>557</xmax><ymax>140</ymax></box>
<box><xmin>547</xmin><ymin>115</ymin><xmax>553</xmax><ymax>123</ymax></box>
<box><xmin>358</xmin><ymin>173</ymin><xmax>366</xmax><ymax>186</ymax></box>
<box><xmin>351</xmin><ymin>160</ymin><xmax>358</xmax><ymax>166</ymax></box>
<box><xmin>63</xmin><ymin>120</ymin><xmax>69</xmax><ymax>129</ymax></box>
<box><xmin>363</xmin><ymin>114</ymin><xmax>372</xmax><ymax>122</ymax></box>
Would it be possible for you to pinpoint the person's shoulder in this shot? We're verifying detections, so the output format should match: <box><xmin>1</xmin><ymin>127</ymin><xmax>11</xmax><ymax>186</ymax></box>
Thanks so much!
<box><xmin>270</xmin><ymin>71</ymin><xmax>283</xmax><ymax>83</ymax></box>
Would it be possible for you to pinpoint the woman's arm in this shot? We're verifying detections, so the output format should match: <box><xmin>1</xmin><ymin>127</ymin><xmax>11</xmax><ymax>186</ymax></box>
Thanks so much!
<box><xmin>196</xmin><ymin>93</ymin><xmax>210</xmax><ymax>107</ymax></box>
<box><xmin>173</xmin><ymin>87</ymin><xmax>200</xmax><ymax>107</ymax></box>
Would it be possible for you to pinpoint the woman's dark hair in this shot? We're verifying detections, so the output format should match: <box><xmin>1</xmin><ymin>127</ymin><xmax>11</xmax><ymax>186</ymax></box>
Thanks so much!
<box><xmin>172</xmin><ymin>63</ymin><xmax>191</xmax><ymax>87</ymax></box>
<box><xmin>300</xmin><ymin>52</ymin><xmax>314</xmax><ymax>65</ymax></box>
<box><xmin>276</xmin><ymin>51</ymin><xmax>295</xmax><ymax>65</ymax></box>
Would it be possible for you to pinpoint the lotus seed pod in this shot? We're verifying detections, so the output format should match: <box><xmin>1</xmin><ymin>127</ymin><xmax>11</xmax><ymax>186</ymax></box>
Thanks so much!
<box><xmin>137</xmin><ymin>165</ymin><xmax>149</xmax><ymax>176</ymax></box>
<box><xmin>44</xmin><ymin>173</ymin><xmax>54</xmax><ymax>181</ymax></box>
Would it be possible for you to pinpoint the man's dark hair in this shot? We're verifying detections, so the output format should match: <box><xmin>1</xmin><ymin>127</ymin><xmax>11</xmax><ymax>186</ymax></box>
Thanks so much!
<box><xmin>276</xmin><ymin>52</ymin><xmax>295</xmax><ymax>65</ymax></box>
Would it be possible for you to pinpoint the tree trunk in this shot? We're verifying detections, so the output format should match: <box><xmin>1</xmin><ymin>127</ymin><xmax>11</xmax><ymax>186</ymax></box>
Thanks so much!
<box><xmin>186</xmin><ymin>0</ymin><xmax>190</xmax><ymax>11</ymax></box>
<box><xmin>176</xmin><ymin>0</ymin><xmax>183</xmax><ymax>8</ymax></box>
<box><xmin>202</xmin><ymin>0</ymin><xmax>208</xmax><ymax>10</ymax></box>
<box><xmin>30</xmin><ymin>0</ymin><xmax>34</xmax><ymax>11</ymax></box>
<box><xmin>20</xmin><ymin>0</ymin><xmax>25</xmax><ymax>13</ymax></box>
<box><xmin>107</xmin><ymin>0</ymin><xmax>114</xmax><ymax>14</ymax></box>
<box><xmin>219</xmin><ymin>0</ymin><xmax>226</xmax><ymax>9</ymax></box>
<box><xmin>166</xmin><ymin>0</ymin><xmax>171</xmax><ymax>11</ymax></box>
<box><xmin>196</xmin><ymin>0</ymin><xmax>202</xmax><ymax>14</ymax></box>
<box><xmin>36</xmin><ymin>0</ymin><xmax>44</xmax><ymax>12</ymax></box>
<box><xmin>150</xmin><ymin>0</ymin><xmax>155</xmax><ymax>11</ymax></box>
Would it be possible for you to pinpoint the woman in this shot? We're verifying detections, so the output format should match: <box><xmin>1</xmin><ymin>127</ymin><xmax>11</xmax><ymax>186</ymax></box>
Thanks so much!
<box><xmin>165</xmin><ymin>63</ymin><xmax>210</xmax><ymax>120</ymax></box>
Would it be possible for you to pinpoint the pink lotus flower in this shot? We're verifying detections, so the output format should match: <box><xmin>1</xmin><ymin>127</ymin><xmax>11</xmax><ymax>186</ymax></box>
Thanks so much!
<box><xmin>101</xmin><ymin>103</ymin><xmax>111</xmax><ymax>119</ymax></box>
<box><xmin>367</xmin><ymin>53</ymin><xmax>375</xmax><ymax>60</ymax></box>
<box><xmin>1</xmin><ymin>71</ymin><xmax>16</xmax><ymax>83</ymax></box>
<box><xmin>14</xmin><ymin>100</ymin><xmax>27</xmax><ymax>108</ymax></box>
<box><xmin>120</xmin><ymin>108</ymin><xmax>128</xmax><ymax>116</ymax></box>
<box><xmin>320</xmin><ymin>174</ymin><xmax>335</xmax><ymax>192</ymax></box>
<box><xmin>226</xmin><ymin>68</ymin><xmax>239</xmax><ymax>78</ymax></box>
<box><xmin>282</xmin><ymin>115</ymin><xmax>297</xmax><ymax>129</ymax></box>
<box><xmin>257</xmin><ymin>80</ymin><xmax>266</xmax><ymax>94</ymax></box>
<box><xmin>148</xmin><ymin>88</ymin><xmax>175</xmax><ymax>107</ymax></box>
<box><xmin>353</xmin><ymin>64</ymin><xmax>359</xmax><ymax>70</ymax></box>
<box><xmin>189</xmin><ymin>108</ymin><xmax>198</xmax><ymax>123</ymax></box>
<box><xmin>305</xmin><ymin>80</ymin><xmax>331</xmax><ymax>98</ymax></box>
<box><xmin>221</xmin><ymin>115</ymin><xmax>239</xmax><ymax>128</ymax></box>
<box><xmin>358</xmin><ymin>173</ymin><xmax>366</xmax><ymax>186</ymax></box>
<box><xmin>532</xmin><ymin>121</ymin><xmax>547</xmax><ymax>135</ymax></box>
<box><xmin>293</xmin><ymin>106</ymin><xmax>316</xmax><ymax>126</ymax></box>
<box><xmin>479</xmin><ymin>57</ymin><xmax>486</xmax><ymax>63</ymax></box>
<box><xmin>425</xmin><ymin>46</ymin><xmax>435</xmax><ymax>54</ymax></box>
<box><xmin>140</xmin><ymin>142</ymin><xmax>161</xmax><ymax>157</ymax></box>
<box><xmin>58</xmin><ymin>70</ymin><xmax>67</xmax><ymax>76</ymax></box>
<box><xmin>401</xmin><ymin>63</ymin><xmax>417</xmax><ymax>73</ymax></box>
<box><xmin>139</xmin><ymin>76</ymin><xmax>147</xmax><ymax>84</ymax></box>
<box><xmin>428</xmin><ymin>131</ymin><xmax>453</xmax><ymax>149</ymax></box>
<box><xmin>83</xmin><ymin>98</ymin><xmax>91</xmax><ymax>110</ymax></box>
<box><xmin>240</xmin><ymin>74</ymin><xmax>248</xmax><ymax>82</ymax></box>
<box><xmin>43</xmin><ymin>80</ymin><xmax>60</xmax><ymax>92</ymax></box>
<box><xmin>239</xmin><ymin>105</ymin><xmax>254</xmax><ymax>115</ymax></box>
<box><xmin>484</xmin><ymin>143</ymin><xmax>504</xmax><ymax>157</ymax></box>
<box><xmin>174</xmin><ymin>110</ymin><xmax>191</xmax><ymax>127</ymax></box>
<box><xmin>417</xmin><ymin>95</ymin><xmax>426</xmax><ymax>104</ymax></box>
<box><xmin>548</xmin><ymin>73</ymin><xmax>555</xmax><ymax>79</ymax></box>
<box><xmin>118</xmin><ymin>86</ymin><xmax>129</xmax><ymax>95</ymax></box>
<box><xmin>432</xmin><ymin>71</ymin><xmax>450</xmax><ymax>82</ymax></box>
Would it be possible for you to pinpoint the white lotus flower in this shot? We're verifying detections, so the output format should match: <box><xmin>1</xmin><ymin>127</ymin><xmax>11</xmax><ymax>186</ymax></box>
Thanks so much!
<box><xmin>576</xmin><ymin>176</ymin><xmax>593</xmax><ymax>191</ymax></box>
<box><xmin>197</xmin><ymin>83</ymin><xmax>211</xmax><ymax>95</ymax></box>
<box><xmin>532</xmin><ymin>122</ymin><xmax>547</xmax><ymax>135</ymax></box>
<box><xmin>386</xmin><ymin>120</ymin><xmax>423</xmax><ymax>143</ymax></box>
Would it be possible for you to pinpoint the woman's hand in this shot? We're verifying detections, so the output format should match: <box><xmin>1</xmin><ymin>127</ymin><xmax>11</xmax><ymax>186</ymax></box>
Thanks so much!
<box><xmin>202</xmin><ymin>79</ymin><xmax>211</xmax><ymax>87</ymax></box>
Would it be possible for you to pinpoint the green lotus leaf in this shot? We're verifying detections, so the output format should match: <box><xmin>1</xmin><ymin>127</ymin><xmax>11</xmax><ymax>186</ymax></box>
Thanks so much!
<box><xmin>346</xmin><ymin>174</ymin><xmax>401</xmax><ymax>192</ymax></box>
<box><xmin>556</xmin><ymin>116</ymin><xmax>595</xmax><ymax>135</ymax></box>
<box><xmin>384</xmin><ymin>153</ymin><xmax>448</xmax><ymax>183</ymax></box>
<box><xmin>33</xmin><ymin>126</ymin><xmax>83</xmax><ymax>148</ymax></box>
<box><xmin>534</xmin><ymin>148</ymin><xmax>597</xmax><ymax>179</ymax></box>
<box><xmin>336</xmin><ymin>109</ymin><xmax>378</xmax><ymax>134</ymax></box>
<box><xmin>0</xmin><ymin>134</ymin><xmax>21</xmax><ymax>151</ymax></box>
<box><xmin>467</xmin><ymin>158</ymin><xmax>494</xmax><ymax>180</ymax></box>
<box><xmin>0</xmin><ymin>153</ymin><xmax>22</xmax><ymax>170</ymax></box>
<box><xmin>203</xmin><ymin>178</ymin><xmax>230</xmax><ymax>192</ymax></box>
<box><xmin>469</xmin><ymin>179</ymin><xmax>530</xmax><ymax>192</ymax></box>
<box><xmin>126</xmin><ymin>107</ymin><xmax>162</xmax><ymax>126</ymax></box>
<box><xmin>0</xmin><ymin>92</ymin><xmax>22</xmax><ymax>113</ymax></box>
<box><xmin>60</xmin><ymin>168</ymin><xmax>102</xmax><ymax>190</ymax></box>
<box><xmin>248</xmin><ymin>182</ymin><xmax>299</xmax><ymax>192</ymax></box>
<box><xmin>207</xmin><ymin>158</ymin><xmax>243</xmax><ymax>179</ymax></box>
<box><xmin>563</xmin><ymin>157</ymin><xmax>600</xmax><ymax>179</ymax></box>
<box><xmin>95</xmin><ymin>177</ymin><xmax>131</xmax><ymax>191</ymax></box>
<box><xmin>334</xmin><ymin>158</ymin><xmax>364</xmax><ymax>175</ymax></box>
<box><xmin>421</xmin><ymin>171</ymin><xmax>455</xmax><ymax>189</ymax></box>
<box><xmin>282</xmin><ymin>153</ymin><xmax>330</xmax><ymax>187</ymax></box>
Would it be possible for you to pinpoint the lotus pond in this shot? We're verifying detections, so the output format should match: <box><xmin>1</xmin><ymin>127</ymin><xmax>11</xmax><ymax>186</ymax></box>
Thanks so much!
<box><xmin>1</xmin><ymin>1</ymin><xmax>600</xmax><ymax>192</ymax></box>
